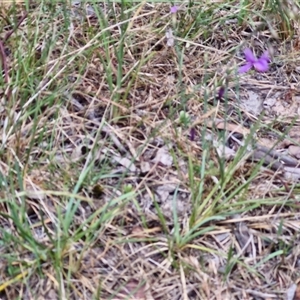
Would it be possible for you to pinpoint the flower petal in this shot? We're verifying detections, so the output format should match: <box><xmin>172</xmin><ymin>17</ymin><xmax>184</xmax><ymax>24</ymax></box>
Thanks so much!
<box><xmin>243</xmin><ymin>48</ymin><xmax>256</xmax><ymax>63</ymax></box>
<box><xmin>260</xmin><ymin>51</ymin><xmax>270</xmax><ymax>62</ymax></box>
<box><xmin>170</xmin><ymin>6</ymin><xmax>179</xmax><ymax>13</ymax></box>
<box><xmin>238</xmin><ymin>62</ymin><xmax>253</xmax><ymax>73</ymax></box>
<box><xmin>253</xmin><ymin>59</ymin><xmax>269</xmax><ymax>72</ymax></box>
<box><xmin>217</xmin><ymin>86</ymin><xmax>225</xmax><ymax>100</ymax></box>
<box><xmin>190</xmin><ymin>128</ymin><xmax>196</xmax><ymax>141</ymax></box>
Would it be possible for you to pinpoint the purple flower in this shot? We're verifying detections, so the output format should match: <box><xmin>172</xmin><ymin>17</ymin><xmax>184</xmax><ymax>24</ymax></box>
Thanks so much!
<box><xmin>217</xmin><ymin>86</ymin><xmax>225</xmax><ymax>100</ymax></box>
<box><xmin>170</xmin><ymin>6</ymin><xmax>179</xmax><ymax>13</ymax></box>
<box><xmin>239</xmin><ymin>48</ymin><xmax>270</xmax><ymax>73</ymax></box>
<box><xmin>190</xmin><ymin>128</ymin><xmax>196</xmax><ymax>141</ymax></box>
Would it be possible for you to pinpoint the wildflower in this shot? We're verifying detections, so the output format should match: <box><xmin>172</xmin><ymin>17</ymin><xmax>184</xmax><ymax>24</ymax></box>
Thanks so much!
<box><xmin>239</xmin><ymin>48</ymin><xmax>270</xmax><ymax>73</ymax></box>
<box><xmin>190</xmin><ymin>127</ymin><xmax>196</xmax><ymax>141</ymax></box>
<box><xmin>170</xmin><ymin>6</ymin><xmax>179</xmax><ymax>13</ymax></box>
<box><xmin>217</xmin><ymin>86</ymin><xmax>225</xmax><ymax>100</ymax></box>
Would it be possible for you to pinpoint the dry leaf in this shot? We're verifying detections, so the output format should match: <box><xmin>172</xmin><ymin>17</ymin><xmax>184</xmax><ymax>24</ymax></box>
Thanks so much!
<box><xmin>112</xmin><ymin>156</ymin><xmax>137</xmax><ymax>173</ymax></box>
<box><xmin>156</xmin><ymin>183</ymin><xmax>177</xmax><ymax>202</ymax></box>
<box><xmin>214</xmin><ymin>142</ymin><xmax>236</xmax><ymax>160</ymax></box>
<box><xmin>205</xmin><ymin>133</ymin><xmax>236</xmax><ymax>160</ymax></box>
<box><xmin>160</xmin><ymin>193</ymin><xmax>189</xmax><ymax>219</ymax></box>
<box><xmin>166</xmin><ymin>28</ymin><xmax>174</xmax><ymax>47</ymax></box>
<box><xmin>288</xmin><ymin>145</ymin><xmax>300</xmax><ymax>159</ymax></box>
<box><xmin>152</xmin><ymin>146</ymin><xmax>173</xmax><ymax>166</ymax></box>
<box><xmin>264</xmin><ymin>91</ymin><xmax>300</xmax><ymax>119</ymax></box>
<box><xmin>241</xmin><ymin>90</ymin><xmax>263</xmax><ymax>115</ymax></box>
<box><xmin>286</xmin><ymin>283</ymin><xmax>297</xmax><ymax>300</ymax></box>
<box><xmin>140</xmin><ymin>161</ymin><xmax>151</xmax><ymax>173</ymax></box>
<box><xmin>284</xmin><ymin>167</ymin><xmax>300</xmax><ymax>181</ymax></box>
<box><xmin>71</xmin><ymin>145</ymin><xmax>84</xmax><ymax>161</ymax></box>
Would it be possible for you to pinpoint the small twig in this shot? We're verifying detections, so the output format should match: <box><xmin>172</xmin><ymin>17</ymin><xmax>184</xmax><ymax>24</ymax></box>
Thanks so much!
<box><xmin>4</xmin><ymin>12</ymin><xmax>27</xmax><ymax>42</ymax></box>
<box><xmin>234</xmin><ymin>287</ymin><xmax>277</xmax><ymax>298</ymax></box>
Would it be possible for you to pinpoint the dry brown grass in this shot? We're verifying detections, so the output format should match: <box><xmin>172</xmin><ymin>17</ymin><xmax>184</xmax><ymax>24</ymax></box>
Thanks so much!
<box><xmin>0</xmin><ymin>1</ymin><xmax>300</xmax><ymax>299</ymax></box>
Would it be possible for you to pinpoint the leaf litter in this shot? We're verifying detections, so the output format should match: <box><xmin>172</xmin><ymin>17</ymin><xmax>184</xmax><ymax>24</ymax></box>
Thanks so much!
<box><xmin>0</xmin><ymin>1</ymin><xmax>300</xmax><ymax>299</ymax></box>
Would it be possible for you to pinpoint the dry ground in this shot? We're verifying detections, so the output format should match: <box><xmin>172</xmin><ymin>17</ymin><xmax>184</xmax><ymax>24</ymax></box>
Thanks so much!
<box><xmin>0</xmin><ymin>1</ymin><xmax>300</xmax><ymax>299</ymax></box>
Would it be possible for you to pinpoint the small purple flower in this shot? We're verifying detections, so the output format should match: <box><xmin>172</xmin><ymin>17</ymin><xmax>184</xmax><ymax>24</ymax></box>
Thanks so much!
<box><xmin>190</xmin><ymin>127</ymin><xmax>196</xmax><ymax>141</ymax></box>
<box><xmin>239</xmin><ymin>48</ymin><xmax>270</xmax><ymax>73</ymax></box>
<box><xmin>170</xmin><ymin>6</ymin><xmax>179</xmax><ymax>13</ymax></box>
<box><xmin>217</xmin><ymin>86</ymin><xmax>225</xmax><ymax>100</ymax></box>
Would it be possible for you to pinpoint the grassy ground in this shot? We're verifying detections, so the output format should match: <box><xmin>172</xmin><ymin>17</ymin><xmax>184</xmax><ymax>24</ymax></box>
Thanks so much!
<box><xmin>0</xmin><ymin>0</ymin><xmax>300</xmax><ymax>299</ymax></box>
